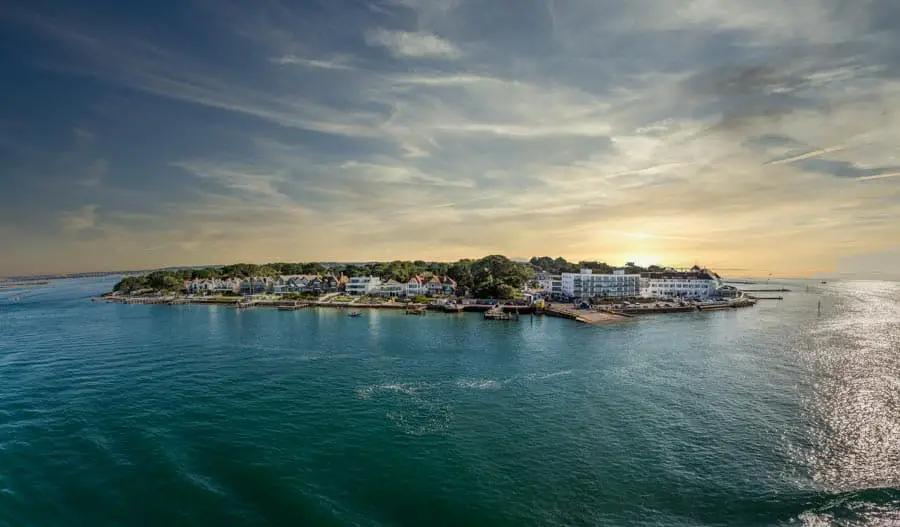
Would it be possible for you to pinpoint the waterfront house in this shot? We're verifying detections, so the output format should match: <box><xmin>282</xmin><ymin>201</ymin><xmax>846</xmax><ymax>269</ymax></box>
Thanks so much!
<box><xmin>377</xmin><ymin>279</ymin><xmax>406</xmax><ymax>297</ymax></box>
<box><xmin>441</xmin><ymin>276</ymin><xmax>457</xmax><ymax>295</ymax></box>
<box><xmin>323</xmin><ymin>274</ymin><xmax>347</xmax><ymax>292</ymax></box>
<box><xmin>306</xmin><ymin>276</ymin><xmax>324</xmax><ymax>293</ymax></box>
<box><xmin>240</xmin><ymin>276</ymin><xmax>273</xmax><ymax>295</ymax></box>
<box><xmin>186</xmin><ymin>279</ymin><xmax>216</xmax><ymax>295</ymax></box>
<box><xmin>560</xmin><ymin>269</ymin><xmax>640</xmax><ymax>300</ymax></box>
<box><xmin>427</xmin><ymin>276</ymin><xmax>444</xmax><ymax>296</ymax></box>
<box><xmin>346</xmin><ymin>276</ymin><xmax>381</xmax><ymax>295</ymax></box>
<box><xmin>406</xmin><ymin>276</ymin><xmax>427</xmax><ymax>297</ymax></box>
<box><xmin>273</xmin><ymin>275</ymin><xmax>296</xmax><ymax>294</ymax></box>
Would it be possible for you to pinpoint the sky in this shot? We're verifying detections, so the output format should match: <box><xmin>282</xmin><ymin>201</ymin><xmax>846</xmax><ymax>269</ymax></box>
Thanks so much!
<box><xmin>1</xmin><ymin>0</ymin><xmax>900</xmax><ymax>278</ymax></box>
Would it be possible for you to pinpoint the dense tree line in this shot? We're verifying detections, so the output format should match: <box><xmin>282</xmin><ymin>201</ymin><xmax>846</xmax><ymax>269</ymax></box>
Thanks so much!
<box><xmin>528</xmin><ymin>256</ymin><xmax>665</xmax><ymax>275</ymax></box>
<box><xmin>112</xmin><ymin>255</ymin><xmax>663</xmax><ymax>298</ymax></box>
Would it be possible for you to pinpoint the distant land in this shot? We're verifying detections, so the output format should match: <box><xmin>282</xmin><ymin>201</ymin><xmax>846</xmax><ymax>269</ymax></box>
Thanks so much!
<box><xmin>0</xmin><ymin>262</ymin><xmax>434</xmax><ymax>282</ymax></box>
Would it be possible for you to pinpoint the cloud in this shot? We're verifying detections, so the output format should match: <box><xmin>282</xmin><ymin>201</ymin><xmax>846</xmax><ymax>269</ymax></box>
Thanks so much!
<box><xmin>764</xmin><ymin>145</ymin><xmax>846</xmax><ymax>165</ymax></box>
<box><xmin>268</xmin><ymin>55</ymin><xmax>355</xmax><ymax>70</ymax></box>
<box><xmin>3</xmin><ymin>0</ymin><xmax>900</xmax><ymax>276</ymax></box>
<box><xmin>365</xmin><ymin>29</ymin><xmax>461</xmax><ymax>58</ymax></box>
<box><xmin>59</xmin><ymin>204</ymin><xmax>98</xmax><ymax>231</ymax></box>
<box><xmin>858</xmin><ymin>172</ymin><xmax>900</xmax><ymax>181</ymax></box>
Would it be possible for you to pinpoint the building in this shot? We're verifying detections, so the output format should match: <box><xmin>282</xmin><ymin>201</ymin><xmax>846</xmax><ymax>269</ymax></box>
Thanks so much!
<box><xmin>346</xmin><ymin>276</ymin><xmax>381</xmax><ymax>295</ymax></box>
<box><xmin>406</xmin><ymin>276</ymin><xmax>428</xmax><ymax>297</ymax></box>
<box><xmin>377</xmin><ymin>279</ymin><xmax>406</xmax><ymax>297</ymax></box>
<box><xmin>535</xmin><ymin>271</ymin><xmax>553</xmax><ymax>292</ymax></box>
<box><xmin>426</xmin><ymin>276</ymin><xmax>444</xmax><ymax>296</ymax></box>
<box><xmin>240</xmin><ymin>277</ymin><xmax>274</xmax><ymax>295</ymax></box>
<box><xmin>560</xmin><ymin>269</ymin><xmax>641</xmax><ymax>300</ymax></box>
<box><xmin>323</xmin><ymin>274</ymin><xmax>347</xmax><ymax>292</ymax></box>
<box><xmin>640</xmin><ymin>267</ymin><xmax>720</xmax><ymax>299</ymax></box>
<box><xmin>550</xmin><ymin>275</ymin><xmax>563</xmax><ymax>299</ymax></box>
<box><xmin>440</xmin><ymin>276</ymin><xmax>457</xmax><ymax>295</ymax></box>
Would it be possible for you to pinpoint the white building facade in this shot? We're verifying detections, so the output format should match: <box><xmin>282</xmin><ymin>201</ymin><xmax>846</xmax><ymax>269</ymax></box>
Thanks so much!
<box><xmin>346</xmin><ymin>276</ymin><xmax>382</xmax><ymax>295</ymax></box>
<box><xmin>560</xmin><ymin>269</ymin><xmax>641</xmax><ymax>299</ymax></box>
<box><xmin>640</xmin><ymin>269</ymin><xmax>719</xmax><ymax>299</ymax></box>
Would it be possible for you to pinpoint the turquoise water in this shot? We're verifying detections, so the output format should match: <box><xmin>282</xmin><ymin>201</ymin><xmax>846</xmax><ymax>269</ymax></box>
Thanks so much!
<box><xmin>1</xmin><ymin>279</ymin><xmax>899</xmax><ymax>526</ymax></box>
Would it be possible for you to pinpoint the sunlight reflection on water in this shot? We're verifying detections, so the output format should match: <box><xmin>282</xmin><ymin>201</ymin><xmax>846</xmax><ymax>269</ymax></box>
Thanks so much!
<box><xmin>792</xmin><ymin>281</ymin><xmax>900</xmax><ymax>523</ymax></box>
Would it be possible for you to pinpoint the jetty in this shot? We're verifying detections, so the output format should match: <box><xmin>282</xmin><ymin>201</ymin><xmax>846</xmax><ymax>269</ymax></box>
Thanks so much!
<box><xmin>542</xmin><ymin>304</ymin><xmax>629</xmax><ymax>323</ymax></box>
<box><xmin>277</xmin><ymin>302</ymin><xmax>308</xmax><ymax>311</ymax></box>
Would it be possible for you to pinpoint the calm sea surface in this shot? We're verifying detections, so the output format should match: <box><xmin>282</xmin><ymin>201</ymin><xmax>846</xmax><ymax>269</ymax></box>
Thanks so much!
<box><xmin>1</xmin><ymin>278</ymin><xmax>899</xmax><ymax>526</ymax></box>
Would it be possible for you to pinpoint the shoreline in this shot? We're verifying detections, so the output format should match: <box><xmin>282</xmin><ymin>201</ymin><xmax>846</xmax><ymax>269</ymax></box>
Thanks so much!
<box><xmin>93</xmin><ymin>295</ymin><xmax>757</xmax><ymax>324</ymax></box>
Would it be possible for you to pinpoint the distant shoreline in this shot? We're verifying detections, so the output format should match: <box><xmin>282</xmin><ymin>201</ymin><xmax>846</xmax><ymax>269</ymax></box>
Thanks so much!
<box><xmin>0</xmin><ymin>281</ymin><xmax>50</xmax><ymax>290</ymax></box>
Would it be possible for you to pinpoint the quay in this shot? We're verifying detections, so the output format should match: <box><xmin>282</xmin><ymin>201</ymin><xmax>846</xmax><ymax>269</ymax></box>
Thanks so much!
<box><xmin>542</xmin><ymin>304</ymin><xmax>630</xmax><ymax>324</ymax></box>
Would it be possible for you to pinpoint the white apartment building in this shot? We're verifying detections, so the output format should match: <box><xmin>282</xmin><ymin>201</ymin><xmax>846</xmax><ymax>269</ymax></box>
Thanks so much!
<box><xmin>640</xmin><ymin>269</ymin><xmax>719</xmax><ymax>299</ymax></box>
<box><xmin>560</xmin><ymin>269</ymin><xmax>641</xmax><ymax>299</ymax></box>
<box><xmin>346</xmin><ymin>276</ymin><xmax>381</xmax><ymax>295</ymax></box>
<box><xmin>535</xmin><ymin>271</ymin><xmax>553</xmax><ymax>292</ymax></box>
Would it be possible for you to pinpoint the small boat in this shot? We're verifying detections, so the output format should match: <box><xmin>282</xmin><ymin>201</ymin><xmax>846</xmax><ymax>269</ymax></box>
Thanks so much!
<box><xmin>484</xmin><ymin>304</ymin><xmax>519</xmax><ymax>321</ymax></box>
<box><xmin>820</xmin><ymin>281</ymin><xmax>827</xmax><ymax>284</ymax></box>
<box><xmin>348</xmin><ymin>311</ymin><xmax>362</xmax><ymax>317</ymax></box>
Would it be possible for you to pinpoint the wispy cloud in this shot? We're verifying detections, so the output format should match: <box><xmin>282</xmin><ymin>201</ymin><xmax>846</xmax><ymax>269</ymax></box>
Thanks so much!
<box><xmin>764</xmin><ymin>145</ymin><xmax>846</xmax><ymax>166</ymax></box>
<box><xmin>268</xmin><ymin>54</ymin><xmax>356</xmax><ymax>70</ymax></box>
<box><xmin>59</xmin><ymin>204</ymin><xmax>98</xmax><ymax>232</ymax></box>
<box><xmin>365</xmin><ymin>29</ymin><xmax>461</xmax><ymax>59</ymax></box>
<box><xmin>858</xmin><ymin>172</ymin><xmax>900</xmax><ymax>181</ymax></box>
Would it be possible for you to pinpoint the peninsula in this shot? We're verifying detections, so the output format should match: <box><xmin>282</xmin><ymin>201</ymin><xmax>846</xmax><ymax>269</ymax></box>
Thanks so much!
<box><xmin>99</xmin><ymin>255</ymin><xmax>757</xmax><ymax>322</ymax></box>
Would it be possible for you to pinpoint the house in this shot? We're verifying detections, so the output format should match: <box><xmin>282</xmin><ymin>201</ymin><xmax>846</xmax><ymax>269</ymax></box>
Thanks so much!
<box><xmin>406</xmin><ymin>276</ymin><xmax>427</xmax><ymax>297</ymax></box>
<box><xmin>378</xmin><ymin>279</ymin><xmax>406</xmax><ymax>297</ymax></box>
<box><xmin>273</xmin><ymin>275</ymin><xmax>297</xmax><ymax>294</ymax></box>
<box><xmin>306</xmin><ymin>276</ymin><xmax>324</xmax><ymax>293</ymax></box>
<box><xmin>441</xmin><ymin>276</ymin><xmax>457</xmax><ymax>295</ymax></box>
<box><xmin>323</xmin><ymin>274</ymin><xmax>347</xmax><ymax>292</ymax></box>
<box><xmin>240</xmin><ymin>276</ymin><xmax>274</xmax><ymax>295</ymax></box>
<box><xmin>346</xmin><ymin>276</ymin><xmax>381</xmax><ymax>295</ymax></box>
<box><xmin>560</xmin><ymin>269</ymin><xmax>641</xmax><ymax>300</ymax></box>
<box><xmin>185</xmin><ymin>279</ymin><xmax>215</xmax><ymax>295</ymax></box>
<box><xmin>427</xmin><ymin>276</ymin><xmax>444</xmax><ymax>295</ymax></box>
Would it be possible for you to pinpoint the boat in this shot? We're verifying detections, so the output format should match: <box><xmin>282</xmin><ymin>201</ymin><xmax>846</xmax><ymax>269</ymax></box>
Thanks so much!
<box><xmin>484</xmin><ymin>304</ymin><xmax>519</xmax><ymax>321</ymax></box>
<box><xmin>405</xmin><ymin>306</ymin><xmax>426</xmax><ymax>315</ymax></box>
<box><xmin>820</xmin><ymin>281</ymin><xmax>827</xmax><ymax>284</ymax></box>
<box><xmin>442</xmin><ymin>303</ymin><xmax>464</xmax><ymax>313</ymax></box>
<box><xmin>348</xmin><ymin>311</ymin><xmax>362</xmax><ymax>317</ymax></box>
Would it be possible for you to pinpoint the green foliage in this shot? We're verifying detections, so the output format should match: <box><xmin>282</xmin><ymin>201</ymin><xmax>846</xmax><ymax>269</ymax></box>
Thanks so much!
<box><xmin>113</xmin><ymin>271</ymin><xmax>184</xmax><ymax>294</ymax></box>
<box><xmin>112</xmin><ymin>255</ymin><xmax>666</xmax><ymax>300</ymax></box>
<box><xmin>411</xmin><ymin>295</ymin><xmax>429</xmax><ymax>304</ymax></box>
<box><xmin>529</xmin><ymin>256</ymin><xmax>649</xmax><ymax>275</ymax></box>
